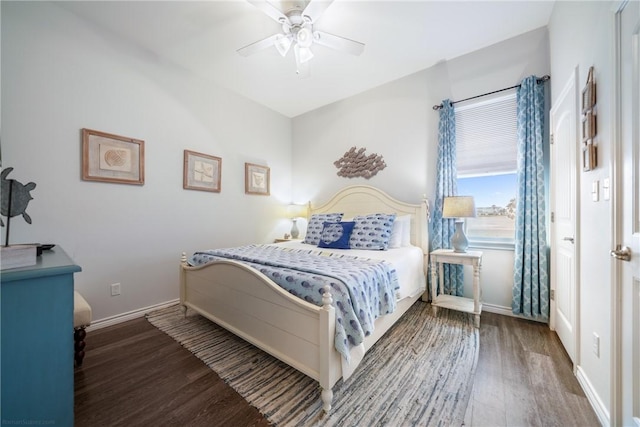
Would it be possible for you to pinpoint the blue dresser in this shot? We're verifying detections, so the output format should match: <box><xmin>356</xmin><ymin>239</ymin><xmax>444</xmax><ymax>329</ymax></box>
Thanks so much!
<box><xmin>1</xmin><ymin>247</ymin><xmax>81</xmax><ymax>426</ymax></box>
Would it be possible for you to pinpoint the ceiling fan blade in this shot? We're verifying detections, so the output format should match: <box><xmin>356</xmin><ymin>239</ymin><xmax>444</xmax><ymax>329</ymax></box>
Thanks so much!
<box><xmin>237</xmin><ymin>34</ymin><xmax>281</xmax><ymax>57</ymax></box>
<box><xmin>313</xmin><ymin>31</ymin><xmax>365</xmax><ymax>56</ymax></box>
<box><xmin>301</xmin><ymin>0</ymin><xmax>335</xmax><ymax>24</ymax></box>
<box><xmin>247</xmin><ymin>0</ymin><xmax>291</xmax><ymax>25</ymax></box>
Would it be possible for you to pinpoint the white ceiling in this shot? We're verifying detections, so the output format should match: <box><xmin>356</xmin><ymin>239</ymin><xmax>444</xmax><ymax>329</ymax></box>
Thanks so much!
<box><xmin>58</xmin><ymin>1</ymin><xmax>555</xmax><ymax>118</ymax></box>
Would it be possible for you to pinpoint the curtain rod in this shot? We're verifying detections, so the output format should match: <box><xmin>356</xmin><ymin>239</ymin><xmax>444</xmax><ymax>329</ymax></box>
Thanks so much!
<box><xmin>432</xmin><ymin>75</ymin><xmax>550</xmax><ymax>111</ymax></box>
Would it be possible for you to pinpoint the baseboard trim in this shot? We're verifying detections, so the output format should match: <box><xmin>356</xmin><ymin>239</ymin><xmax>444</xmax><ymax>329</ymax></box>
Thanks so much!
<box><xmin>481</xmin><ymin>303</ymin><xmax>547</xmax><ymax>323</ymax></box>
<box><xmin>576</xmin><ymin>365</ymin><xmax>610</xmax><ymax>427</ymax></box>
<box><xmin>88</xmin><ymin>299</ymin><xmax>180</xmax><ymax>331</ymax></box>
<box><xmin>482</xmin><ymin>303</ymin><xmax>515</xmax><ymax>317</ymax></box>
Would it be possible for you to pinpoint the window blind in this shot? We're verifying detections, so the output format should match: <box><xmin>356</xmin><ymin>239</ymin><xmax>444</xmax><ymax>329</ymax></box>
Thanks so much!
<box><xmin>455</xmin><ymin>94</ymin><xmax>518</xmax><ymax>177</ymax></box>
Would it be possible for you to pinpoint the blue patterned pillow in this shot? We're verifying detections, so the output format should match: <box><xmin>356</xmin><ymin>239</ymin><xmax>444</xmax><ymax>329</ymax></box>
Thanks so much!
<box><xmin>318</xmin><ymin>221</ymin><xmax>356</xmax><ymax>249</ymax></box>
<box><xmin>349</xmin><ymin>213</ymin><xmax>397</xmax><ymax>250</ymax></box>
<box><xmin>303</xmin><ymin>213</ymin><xmax>344</xmax><ymax>245</ymax></box>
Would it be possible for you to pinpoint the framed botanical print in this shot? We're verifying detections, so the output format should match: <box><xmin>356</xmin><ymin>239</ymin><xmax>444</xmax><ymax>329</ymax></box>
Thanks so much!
<box><xmin>245</xmin><ymin>163</ymin><xmax>270</xmax><ymax>195</ymax></box>
<box><xmin>183</xmin><ymin>150</ymin><xmax>222</xmax><ymax>192</ymax></box>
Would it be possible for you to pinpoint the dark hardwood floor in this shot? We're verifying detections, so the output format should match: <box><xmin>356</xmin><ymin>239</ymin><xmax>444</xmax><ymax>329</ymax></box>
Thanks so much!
<box><xmin>464</xmin><ymin>312</ymin><xmax>600</xmax><ymax>427</ymax></box>
<box><xmin>75</xmin><ymin>309</ymin><xmax>600</xmax><ymax>427</ymax></box>
<box><xmin>74</xmin><ymin>318</ymin><xmax>270</xmax><ymax>427</ymax></box>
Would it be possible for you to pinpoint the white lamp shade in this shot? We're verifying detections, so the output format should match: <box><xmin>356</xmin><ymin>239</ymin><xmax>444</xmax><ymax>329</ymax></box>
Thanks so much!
<box><xmin>442</xmin><ymin>196</ymin><xmax>476</xmax><ymax>218</ymax></box>
<box><xmin>287</xmin><ymin>203</ymin><xmax>308</xmax><ymax>219</ymax></box>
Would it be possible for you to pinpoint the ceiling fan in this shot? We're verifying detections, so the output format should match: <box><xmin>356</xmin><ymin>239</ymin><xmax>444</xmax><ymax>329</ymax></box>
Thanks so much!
<box><xmin>237</xmin><ymin>0</ymin><xmax>365</xmax><ymax>76</ymax></box>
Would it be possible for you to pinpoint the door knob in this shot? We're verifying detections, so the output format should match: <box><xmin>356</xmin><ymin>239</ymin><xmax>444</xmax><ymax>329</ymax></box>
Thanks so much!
<box><xmin>563</xmin><ymin>237</ymin><xmax>575</xmax><ymax>243</ymax></box>
<box><xmin>610</xmin><ymin>245</ymin><xmax>632</xmax><ymax>262</ymax></box>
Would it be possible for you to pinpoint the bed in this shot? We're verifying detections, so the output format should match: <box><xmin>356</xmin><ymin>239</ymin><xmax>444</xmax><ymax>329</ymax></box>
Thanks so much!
<box><xmin>179</xmin><ymin>185</ymin><xmax>430</xmax><ymax>413</ymax></box>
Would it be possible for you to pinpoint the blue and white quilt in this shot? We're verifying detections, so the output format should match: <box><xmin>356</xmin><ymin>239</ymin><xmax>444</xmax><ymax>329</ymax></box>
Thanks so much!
<box><xmin>189</xmin><ymin>244</ymin><xmax>399</xmax><ymax>362</ymax></box>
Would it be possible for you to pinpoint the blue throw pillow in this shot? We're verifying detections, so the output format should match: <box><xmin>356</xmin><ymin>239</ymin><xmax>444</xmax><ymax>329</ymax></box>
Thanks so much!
<box><xmin>303</xmin><ymin>213</ymin><xmax>344</xmax><ymax>245</ymax></box>
<box><xmin>318</xmin><ymin>221</ymin><xmax>356</xmax><ymax>249</ymax></box>
<box><xmin>349</xmin><ymin>213</ymin><xmax>397</xmax><ymax>250</ymax></box>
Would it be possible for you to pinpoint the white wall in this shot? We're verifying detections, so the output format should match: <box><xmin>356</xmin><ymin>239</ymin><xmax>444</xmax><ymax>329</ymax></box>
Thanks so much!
<box><xmin>548</xmin><ymin>0</ymin><xmax>616</xmax><ymax>418</ymax></box>
<box><xmin>1</xmin><ymin>2</ymin><xmax>293</xmax><ymax>322</ymax></box>
<box><xmin>292</xmin><ymin>27</ymin><xmax>550</xmax><ymax>311</ymax></box>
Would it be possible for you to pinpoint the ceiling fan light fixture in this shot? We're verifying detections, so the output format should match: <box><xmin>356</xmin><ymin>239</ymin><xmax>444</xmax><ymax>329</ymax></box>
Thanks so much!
<box><xmin>294</xmin><ymin>44</ymin><xmax>314</xmax><ymax>64</ymax></box>
<box><xmin>274</xmin><ymin>34</ymin><xmax>292</xmax><ymax>56</ymax></box>
<box><xmin>296</xmin><ymin>27</ymin><xmax>313</xmax><ymax>48</ymax></box>
<box><xmin>238</xmin><ymin>0</ymin><xmax>365</xmax><ymax>75</ymax></box>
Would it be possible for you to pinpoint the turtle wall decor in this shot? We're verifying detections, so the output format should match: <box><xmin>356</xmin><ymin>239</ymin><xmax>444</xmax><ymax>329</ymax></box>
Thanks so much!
<box><xmin>1</xmin><ymin>167</ymin><xmax>37</xmax><ymax>245</ymax></box>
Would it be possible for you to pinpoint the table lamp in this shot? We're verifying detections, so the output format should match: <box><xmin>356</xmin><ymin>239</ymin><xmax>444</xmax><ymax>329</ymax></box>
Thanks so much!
<box><xmin>442</xmin><ymin>196</ymin><xmax>476</xmax><ymax>253</ymax></box>
<box><xmin>287</xmin><ymin>203</ymin><xmax>308</xmax><ymax>239</ymax></box>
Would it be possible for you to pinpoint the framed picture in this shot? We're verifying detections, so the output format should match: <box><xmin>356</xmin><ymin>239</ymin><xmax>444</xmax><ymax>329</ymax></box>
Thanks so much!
<box><xmin>183</xmin><ymin>150</ymin><xmax>222</xmax><ymax>192</ymax></box>
<box><xmin>245</xmin><ymin>163</ymin><xmax>270</xmax><ymax>195</ymax></box>
<box><xmin>582</xmin><ymin>142</ymin><xmax>591</xmax><ymax>172</ymax></box>
<box><xmin>582</xmin><ymin>140</ymin><xmax>597</xmax><ymax>172</ymax></box>
<box><xmin>581</xmin><ymin>68</ymin><xmax>596</xmax><ymax>113</ymax></box>
<box><xmin>82</xmin><ymin>128</ymin><xmax>144</xmax><ymax>185</ymax></box>
<box><xmin>582</xmin><ymin>110</ymin><xmax>597</xmax><ymax>141</ymax></box>
<box><xmin>589</xmin><ymin>142</ymin><xmax>598</xmax><ymax>170</ymax></box>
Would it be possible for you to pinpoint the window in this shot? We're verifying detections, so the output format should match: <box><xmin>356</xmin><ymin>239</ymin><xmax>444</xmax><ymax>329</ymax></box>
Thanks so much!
<box><xmin>456</xmin><ymin>94</ymin><xmax>517</xmax><ymax>246</ymax></box>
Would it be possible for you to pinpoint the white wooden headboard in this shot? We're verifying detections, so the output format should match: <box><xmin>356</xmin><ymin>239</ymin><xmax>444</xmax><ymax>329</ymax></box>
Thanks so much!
<box><xmin>309</xmin><ymin>185</ymin><xmax>430</xmax><ymax>255</ymax></box>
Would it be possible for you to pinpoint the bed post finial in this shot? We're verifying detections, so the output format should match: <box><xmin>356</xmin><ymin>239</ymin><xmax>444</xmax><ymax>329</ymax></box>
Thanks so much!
<box><xmin>181</xmin><ymin>252</ymin><xmax>187</xmax><ymax>263</ymax></box>
<box><xmin>322</xmin><ymin>285</ymin><xmax>333</xmax><ymax>308</ymax></box>
<box><xmin>422</xmin><ymin>196</ymin><xmax>430</xmax><ymax>223</ymax></box>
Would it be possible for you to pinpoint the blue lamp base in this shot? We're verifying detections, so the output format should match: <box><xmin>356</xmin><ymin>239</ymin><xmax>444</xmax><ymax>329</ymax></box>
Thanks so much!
<box><xmin>451</xmin><ymin>220</ymin><xmax>469</xmax><ymax>253</ymax></box>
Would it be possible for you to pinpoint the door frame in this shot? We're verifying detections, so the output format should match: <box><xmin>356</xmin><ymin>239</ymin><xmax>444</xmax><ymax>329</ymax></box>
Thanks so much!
<box><xmin>610</xmin><ymin>0</ymin><xmax>638</xmax><ymax>425</ymax></box>
<box><xmin>549</xmin><ymin>68</ymin><xmax>580</xmax><ymax>368</ymax></box>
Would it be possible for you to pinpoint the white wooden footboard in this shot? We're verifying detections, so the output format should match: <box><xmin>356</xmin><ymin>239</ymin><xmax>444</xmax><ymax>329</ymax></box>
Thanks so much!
<box><xmin>180</xmin><ymin>254</ymin><xmax>341</xmax><ymax>411</ymax></box>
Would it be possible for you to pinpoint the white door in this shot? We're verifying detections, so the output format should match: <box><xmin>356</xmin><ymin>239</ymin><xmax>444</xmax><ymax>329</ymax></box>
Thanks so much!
<box><xmin>550</xmin><ymin>69</ymin><xmax>579</xmax><ymax>363</ymax></box>
<box><xmin>612</xmin><ymin>1</ymin><xmax>640</xmax><ymax>425</ymax></box>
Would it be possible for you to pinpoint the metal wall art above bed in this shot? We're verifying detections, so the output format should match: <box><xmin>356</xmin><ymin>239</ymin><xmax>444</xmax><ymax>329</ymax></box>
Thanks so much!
<box><xmin>334</xmin><ymin>147</ymin><xmax>386</xmax><ymax>179</ymax></box>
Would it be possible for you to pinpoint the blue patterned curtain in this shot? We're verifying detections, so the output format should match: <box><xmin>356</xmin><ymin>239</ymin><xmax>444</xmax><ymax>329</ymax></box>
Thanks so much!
<box><xmin>512</xmin><ymin>76</ymin><xmax>549</xmax><ymax>320</ymax></box>
<box><xmin>430</xmin><ymin>99</ymin><xmax>464</xmax><ymax>297</ymax></box>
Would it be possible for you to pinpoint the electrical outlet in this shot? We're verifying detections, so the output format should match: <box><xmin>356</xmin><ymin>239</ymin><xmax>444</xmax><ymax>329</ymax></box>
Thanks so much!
<box><xmin>110</xmin><ymin>283</ymin><xmax>121</xmax><ymax>296</ymax></box>
<box><xmin>592</xmin><ymin>332</ymin><xmax>600</xmax><ymax>357</ymax></box>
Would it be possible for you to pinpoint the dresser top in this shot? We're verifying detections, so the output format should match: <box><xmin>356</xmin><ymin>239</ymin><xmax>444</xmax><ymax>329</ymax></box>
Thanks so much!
<box><xmin>1</xmin><ymin>247</ymin><xmax>81</xmax><ymax>282</ymax></box>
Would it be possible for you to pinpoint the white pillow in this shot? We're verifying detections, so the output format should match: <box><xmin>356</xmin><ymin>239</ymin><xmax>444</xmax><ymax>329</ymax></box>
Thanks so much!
<box><xmin>400</xmin><ymin>215</ymin><xmax>412</xmax><ymax>246</ymax></box>
<box><xmin>389</xmin><ymin>215</ymin><xmax>411</xmax><ymax>248</ymax></box>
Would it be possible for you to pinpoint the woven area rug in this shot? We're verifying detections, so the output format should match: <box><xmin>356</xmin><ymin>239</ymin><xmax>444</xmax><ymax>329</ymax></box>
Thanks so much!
<box><xmin>146</xmin><ymin>301</ymin><xmax>478</xmax><ymax>426</ymax></box>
